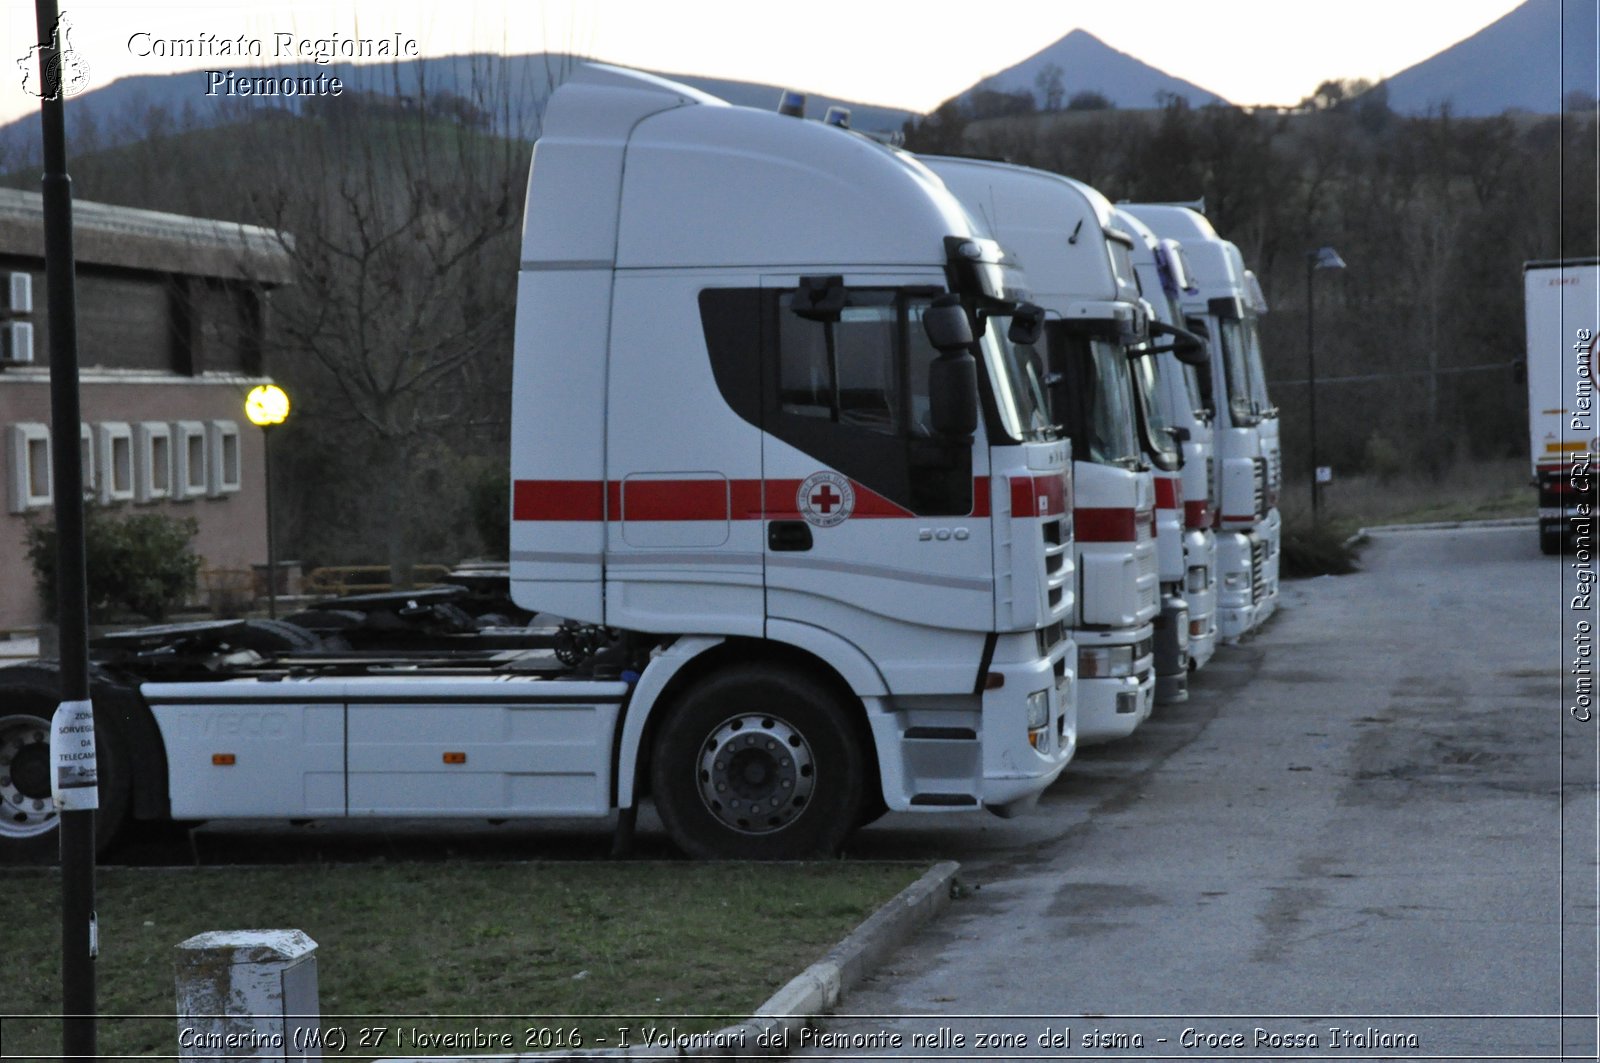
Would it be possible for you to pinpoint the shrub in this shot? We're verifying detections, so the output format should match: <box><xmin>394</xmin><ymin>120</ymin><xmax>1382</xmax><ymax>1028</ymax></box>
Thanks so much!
<box><xmin>467</xmin><ymin>463</ymin><xmax>510</xmax><ymax>561</ymax></box>
<box><xmin>25</xmin><ymin>508</ymin><xmax>202</xmax><ymax>622</ymax></box>
<box><xmin>1361</xmin><ymin>430</ymin><xmax>1404</xmax><ymax>484</ymax></box>
<box><xmin>1280</xmin><ymin>516</ymin><xmax>1362</xmax><ymax>578</ymax></box>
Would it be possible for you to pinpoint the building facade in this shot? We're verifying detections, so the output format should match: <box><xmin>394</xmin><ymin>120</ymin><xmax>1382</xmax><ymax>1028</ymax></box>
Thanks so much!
<box><xmin>0</xmin><ymin>188</ymin><xmax>292</xmax><ymax>631</ymax></box>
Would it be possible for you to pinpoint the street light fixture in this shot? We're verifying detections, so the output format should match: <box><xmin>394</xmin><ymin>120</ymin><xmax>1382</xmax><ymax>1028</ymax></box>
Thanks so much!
<box><xmin>245</xmin><ymin>384</ymin><xmax>290</xmax><ymax>618</ymax></box>
<box><xmin>1306</xmin><ymin>246</ymin><xmax>1347</xmax><ymax>521</ymax></box>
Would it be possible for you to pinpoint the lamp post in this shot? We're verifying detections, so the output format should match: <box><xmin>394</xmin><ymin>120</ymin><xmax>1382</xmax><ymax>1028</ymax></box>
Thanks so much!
<box><xmin>245</xmin><ymin>385</ymin><xmax>290</xmax><ymax>618</ymax></box>
<box><xmin>1306</xmin><ymin>246</ymin><xmax>1346</xmax><ymax>521</ymax></box>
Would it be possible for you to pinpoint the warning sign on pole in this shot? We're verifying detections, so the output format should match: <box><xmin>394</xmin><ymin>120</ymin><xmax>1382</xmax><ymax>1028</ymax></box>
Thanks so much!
<box><xmin>50</xmin><ymin>699</ymin><xmax>98</xmax><ymax>811</ymax></box>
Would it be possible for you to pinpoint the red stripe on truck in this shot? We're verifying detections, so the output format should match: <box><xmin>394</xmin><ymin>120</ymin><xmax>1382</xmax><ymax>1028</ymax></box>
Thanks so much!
<box><xmin>1009</xmin><ymin>474</ymin><xmax>1068</xmax><ymax>517</ymax></box>
<box><xmin>1154</xmin><ymin>476</ymin><xmax>1181</xmax><ymax>510</ymax></box>
<box><xmin>513</xmin><ymin>480</ymin><xmax>606</xmax><ymax>522</ymax></box>
<box><xmin>1184</xmin><ymin>499</ymin><xmax>1212</xmax><ymax>530</ymax></box>
<box><xmin>512</xmin><ymin>477</ymin><xmax>996</xmax><ymax>521</ymax></box>
<box><xmin>1075</xmin><ymin>507</ymin><xmax>1137</xmax><ymax>542</ymax></box>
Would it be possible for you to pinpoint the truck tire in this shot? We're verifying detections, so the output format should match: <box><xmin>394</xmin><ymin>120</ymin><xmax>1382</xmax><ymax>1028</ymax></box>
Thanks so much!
<box><xmin>0</xmin><ymin>687</ymin><xmax>129</xmax><ymax>865</ymax></box>
<box><xmin>650</xmin><ymin>664</ymin><xmax>864</xmax><ymax>859</ymax></box>
<box><xmin>1541</xmin><ymin>528</ymin><xmax>1562</xmax><ymax>556</ymax></box>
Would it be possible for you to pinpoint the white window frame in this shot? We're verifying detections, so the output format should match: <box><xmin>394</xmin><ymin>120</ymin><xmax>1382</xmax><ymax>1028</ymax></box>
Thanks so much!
<box><xmin>206</xmin><ymin>419</ymin><xmax>241</xmax><ymax>497</ymax></box>
<box><xmin>8</xmin><ymin>422</ymin><xmax>51</xmax><ymax>513</ymax></box>
<box><xmin>134</xmin><ymin>421</ymin><xmax>173</xmax><ymax>504</ymax></box>
<box><xmin>95</xmin><ymin>421</ymin><xmax>134</xmax><ymax>505</ymax></box>
<box><xmin>80</xmin><ymin>422</ymin><xmax>95</xmax><ymax>500</ymax></box>
<box><xmin>172</xmin><ymin>420</ymin><xmax>208</xmax><ymax>502</ymax></box>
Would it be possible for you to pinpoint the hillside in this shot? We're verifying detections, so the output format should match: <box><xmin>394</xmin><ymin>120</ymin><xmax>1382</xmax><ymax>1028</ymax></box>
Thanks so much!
<box><xmin>1378</xmin><ymin>0</ymin><xmax>1599</xmax><ymax>115</ymax></box>
<box><xmin>0</xmin><ymin>55</ymin><xmax>913</xmax><ymax>164</ymax></box>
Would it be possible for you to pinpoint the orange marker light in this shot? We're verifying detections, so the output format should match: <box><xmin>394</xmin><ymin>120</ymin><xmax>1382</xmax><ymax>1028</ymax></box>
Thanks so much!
<box><xmin>212</xmin><ymin>753</ymin><xmax>236</xmax><ymax>766</ymax></box>
<box><xmin>443</xmin><ymin>752</ymin><xmax>467</xmax><ymax>764</ymax></box>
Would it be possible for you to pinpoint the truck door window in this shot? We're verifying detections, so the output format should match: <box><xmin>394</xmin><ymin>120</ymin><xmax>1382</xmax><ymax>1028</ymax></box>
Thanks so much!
<box><xmin>697</xmin><ymin>286</ymin><xmax>973</xmax><ymax>516</ymax></box>
<box><xmin>778</xmin><ymin>295</ymin><xmax>900</xmax><ymax>434</ymax></box>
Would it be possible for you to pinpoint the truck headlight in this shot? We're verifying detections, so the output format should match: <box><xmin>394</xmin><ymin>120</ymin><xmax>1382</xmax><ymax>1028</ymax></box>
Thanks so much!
<box><xmin>1186</xmin><ymin>565</ymin><xmax>1208</xmax><ymax>593</ymax></box>
<box><xmin>1079</xmin><ymin>645</ymin><xmax>1135</xmax><ymax>678</ymax></box>
<box><xmin>1026</xmin><ymin>689</ymin><xmax>1050</xmax><ymax>730</ymax></box>
<box><xmin>1224</xmin><ymin>571</ymin><xmax>1248</xmax><ymax>590</ymax></box>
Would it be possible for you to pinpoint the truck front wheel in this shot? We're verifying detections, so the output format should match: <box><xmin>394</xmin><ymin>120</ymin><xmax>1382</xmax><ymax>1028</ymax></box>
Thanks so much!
<box><xmin>650</xmin><ymin>664</ymin><xmax>864</xmax><ymax>859</ymax></box>
<box><xmin>0</xmin><ymin>692</ymin><xmax>130</xmax><ymax>865</ymax></box>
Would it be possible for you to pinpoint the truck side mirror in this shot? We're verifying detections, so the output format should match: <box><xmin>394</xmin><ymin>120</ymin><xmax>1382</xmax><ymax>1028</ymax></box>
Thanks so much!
<box><xmin>1007</xmin><ymin>302</ymin><xmax>1046</xmax><ymax>346</ymax></box>
<box><xmin>1167</xmin><ymin>425</ymin><xmax>1191</xmax><ymax>443</ymax></box>
<box><xmin>929</xmin><ymin>352</ymin><xmax>978</xmax><ymax>438</ymax></box>
<box><xmin>1150</xmin><ymin>319</ymin><xmax>1209</xmax><ymax>366</ymax></box>
<box><xmin>921</xmin><ymin>295</ymin><xmax>973</xmax><ymax>353</ymax></box>
<box><xmin>922</xmin><ymin>295</ymin><xmax>978</xmax><ymax>437</ymax></box>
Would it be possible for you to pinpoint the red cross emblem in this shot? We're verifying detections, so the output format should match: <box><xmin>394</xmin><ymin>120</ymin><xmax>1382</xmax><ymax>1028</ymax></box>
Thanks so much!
<box><xmin>796</xmin><ymin>471</ymin><xmax>855</xmax><ymax>528</ymax></box>
<box><xmin>810</xmin><ymin>484</ymin><xmax>841</xmax><ymax>513</ymax></box>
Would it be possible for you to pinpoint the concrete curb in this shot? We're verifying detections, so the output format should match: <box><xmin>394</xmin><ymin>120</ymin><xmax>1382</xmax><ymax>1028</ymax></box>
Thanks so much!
<box><xmin>378</xmin><ymin>860</ymin><xmax>960</xmax><ymax>1063</ymax></box>
<box><xmin>1357</xmin><ymin>516</ymin><xmax>1536</xmax><ymax>535</ymax></box>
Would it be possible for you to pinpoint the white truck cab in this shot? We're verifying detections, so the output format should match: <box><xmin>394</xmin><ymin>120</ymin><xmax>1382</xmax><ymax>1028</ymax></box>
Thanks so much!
<box><xmin>510</xmin><ymin>66</ymin><xmax>1080</xmax><ymax>846</ymax></box>
<box><xmin>1123</xmin><ymin>205</ymin><xmax>1278</xmax><ymax>639</ymax></box>
<box><xmin>925</xmin><ymin>157</ymin><xmax>1158</xmax><ymax>743</ymax></box>
<box><xmin>1114</xmin><ymin>209</ymin><xmax>1219</xmax><ymax>674</ymax></box>
<box><xmin>0</xmin><ymin>65</ymin><xmax>1082</xmax><ymax>866</ymax></box>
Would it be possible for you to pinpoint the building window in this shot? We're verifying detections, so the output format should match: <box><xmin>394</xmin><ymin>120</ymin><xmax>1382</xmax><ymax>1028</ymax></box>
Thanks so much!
<box><xmin>95</xmin><ymin>422</ymin><xmax>134</xmax><ymax>504</ymax></box>
<box><xmin>8</xmin><ymin>422</ymin><xmax>51</xmax><ymax>513</ymax></box>
<box><xmin>134</xmin><ymin>422</ymin><xmax>172</xmax><ymax>503</ymax></box>
<box><xmin>172</xmin><ymin>420</ymin><xmax>207</xmax><ymax>501</ymax></box>
<box><xmin>207</xmin><ymin>420</ymin><xmax>241</xmax><ymax>497</ymax></box>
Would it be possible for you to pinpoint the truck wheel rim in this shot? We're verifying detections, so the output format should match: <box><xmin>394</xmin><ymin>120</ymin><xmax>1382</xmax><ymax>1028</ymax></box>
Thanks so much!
<box><xmin>0</xmin><ymin>715</ymin><xmax>58</xmax><ymax>839</ymax></box>
<box><xmin>697</xmin><ymin>713</ymin><xmax>815</xmax><ymax>835</ymax></box>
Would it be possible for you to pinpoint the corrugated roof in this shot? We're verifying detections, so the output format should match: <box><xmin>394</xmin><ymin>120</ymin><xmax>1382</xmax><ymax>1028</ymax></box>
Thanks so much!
<box><xmin>0</xmin><ymin>187</ymin><xmax>294</xmax><ymax>285</ymax></box>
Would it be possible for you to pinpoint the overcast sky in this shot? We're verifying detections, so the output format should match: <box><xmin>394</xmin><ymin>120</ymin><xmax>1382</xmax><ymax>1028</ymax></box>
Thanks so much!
<box><xmin>2</xmin><ymin>0</ymin><xmax>1530</xmax><ymax>126</ymax></box>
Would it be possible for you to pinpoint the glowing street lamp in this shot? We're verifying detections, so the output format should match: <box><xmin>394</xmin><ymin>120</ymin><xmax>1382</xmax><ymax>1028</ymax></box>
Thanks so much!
<box><xmin>245</xmin><ymin>385</ymin><xmax>290</xmax><ymax>617</ymax></box>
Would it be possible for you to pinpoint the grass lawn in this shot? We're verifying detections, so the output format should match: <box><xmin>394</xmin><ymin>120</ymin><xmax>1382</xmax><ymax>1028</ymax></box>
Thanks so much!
<box><xmin>1277</xmin><ymin>458</ymin><xmax>1534</xmax><ymax>575</ymax></box>
<box><xmin>5</xmin><ymin>861</ymin><xmax>925</xmax><ymax>1060</ymax></box>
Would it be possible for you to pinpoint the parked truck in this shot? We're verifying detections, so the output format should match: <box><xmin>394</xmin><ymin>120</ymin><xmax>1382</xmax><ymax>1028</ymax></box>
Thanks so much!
<box><xmin>925</xmin><ymin>157</ymin><xmax>1186</xmax><ymax>739</ymax></box>
<box><xmin>1114</xmin><ymin>209</ymin><xmax>1219</xmax><ymax>674</ymax></box>
<box><xmin>1123</xmin><ymin>205</ymin><xmax>1278</xmax><ymax>639</ymax></box>
<box><xmin>0</xmin><ymin>64</ymin><xmax>1080</xmax><ymax>863</ymax></box>
<box><xmin>1524</xmin><ymin>259</ymin><xmax>1600</xmax><ymax>554</ymax></box>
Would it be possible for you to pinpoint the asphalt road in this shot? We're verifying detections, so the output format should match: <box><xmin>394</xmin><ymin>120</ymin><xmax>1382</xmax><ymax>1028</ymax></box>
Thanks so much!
<box><xmin>794</xmin><ymin>524</ymin><xmax>1597</xmax><ymax>1061</ymax></box>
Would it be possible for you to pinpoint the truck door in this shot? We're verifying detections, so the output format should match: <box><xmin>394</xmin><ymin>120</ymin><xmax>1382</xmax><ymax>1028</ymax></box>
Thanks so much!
<box><xmin>601</xmin><ymin>272</ymin><xmax>767</xmax><ymax>634</ymax></box>
<box><xmin>757</xmin><ymin>276</ymin><xmax>995</xmax><ymax>682</ymax></box>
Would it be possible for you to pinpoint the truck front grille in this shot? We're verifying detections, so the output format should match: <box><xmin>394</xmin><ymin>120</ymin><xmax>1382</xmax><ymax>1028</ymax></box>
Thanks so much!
<box><xmin>1250</xmin><ymin>537</ymin><xmax>1268</xmax><ymax>604</ymax></box>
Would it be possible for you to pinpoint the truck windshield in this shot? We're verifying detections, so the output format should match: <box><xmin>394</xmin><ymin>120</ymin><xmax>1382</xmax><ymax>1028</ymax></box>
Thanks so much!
<box><xmin>1132</xmin><ymin>352</ymin><xmax>1180</xmax><ymax>470</ymax></box>
<box><xmin>1046</xmin><ymin>324</ymin><xmax>1141</xmax><ymax>467</ymax></box>
<box><xmin>1217</xmin><ymin>319</ymin><xmax>1259</xmax><ymax>426</ymax></box>
<box><xmin>980</xmin><ymin>313</ymin><xmax>1055</xmax><ymax>443</ymax></box>
<box><xmin>1242</xmin><ymin>315</ymin><xmax>1274</xmax><ymax>416</ymax></box>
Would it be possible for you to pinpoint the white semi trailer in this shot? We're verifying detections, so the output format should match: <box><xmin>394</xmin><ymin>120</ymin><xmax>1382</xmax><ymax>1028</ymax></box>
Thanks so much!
<box><xmin>0</xmin><ymin>64</ymin><xmax>1080</xmax><ymax>863</ymax></box>
<box><xmin>1524</xmin><ymin>259</ymin><xmax>1600</xmax><ymax>554</ymax></box>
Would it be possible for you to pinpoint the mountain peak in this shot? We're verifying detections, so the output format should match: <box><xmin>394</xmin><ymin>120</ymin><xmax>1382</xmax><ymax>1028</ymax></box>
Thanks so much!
<box><xmin>956</xmin><ymin>28</ymin><xmax>1227</xmax><ymax>111</ymax></box>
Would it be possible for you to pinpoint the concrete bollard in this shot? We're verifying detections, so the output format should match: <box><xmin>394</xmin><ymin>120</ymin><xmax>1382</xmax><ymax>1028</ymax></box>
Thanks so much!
<box><xmin>174</xmin><ymin>930</ymin><xmax>321</xmax><ymax>1061</ymax></box>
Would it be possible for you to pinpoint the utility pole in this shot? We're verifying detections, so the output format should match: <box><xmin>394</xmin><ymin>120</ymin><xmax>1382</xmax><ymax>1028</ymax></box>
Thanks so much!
<box><xmin>33</xmin><ymin>2</ymin><xmax>98</xmax><ymax>1059</ymax></box>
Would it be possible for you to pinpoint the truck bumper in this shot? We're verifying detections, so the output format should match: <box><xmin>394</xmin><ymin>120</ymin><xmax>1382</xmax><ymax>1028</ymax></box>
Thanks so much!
<box><xmin>1153</xmin><ymin>593</ymin><xmax>1190</xmax><ymax>704</ymax></box>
